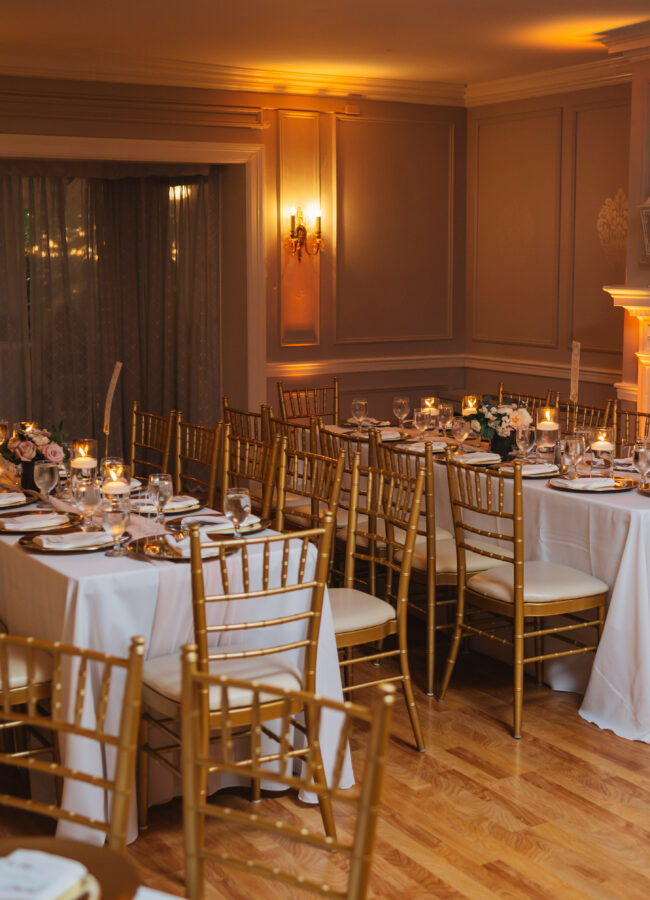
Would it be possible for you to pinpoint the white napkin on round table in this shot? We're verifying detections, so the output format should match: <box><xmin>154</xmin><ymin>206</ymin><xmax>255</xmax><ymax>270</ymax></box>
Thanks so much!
<box><xmin>515</xmin><ymin>463</ymin><xmax>558</xmax><ymax>476</ymax></box>
<box><xmin>161</xmin><ymin>494</ymin><xmax>200</xmax><ymax>512</ymax></box>
<box><xmin>455</xmin><ymin>452</ymin><xmax>501</xmax><ymax>465</ymax></box>
<box><xmin>0</xmin><ymin>512</ymin><xmax>69</xmax><ymax>531</ymax></box>
<box><xmin>32</xmin><ymin>531</ymin><xmax>114</xmax><ymax>550</ymax></box>
<box><xmin>0</xmin><ymin>491</ymin><xmax>26</xmax><ymax>507</ymax></box>
<box><xmin>180</xmin><ymin>513</ymin><xmax>261</xmax><ymax>533</ymax></box>
<box><xmin>550</xmin><ymin>477</ymin><xmax>616</xmax><ymax>491</ymax></box>
<box><xmin>345</xmin><ymin>417</ymin><xmax>391</xmax><ymax>427</ymax></box>
<box><xmin>407</xmin><ymin>441</ymin><xmax>447</xmax><ymax>453</ymax></box>
<box><xmin>130</xmin><ymin>498</ymin><xmax>157</xmax><ymax>515</ymax></box>
<box><xmin>164</xmin><ymin>528</ymin><xmax>223</xmax><ymax>559</ymax></box>
<box><xmin>379</xmin><ymin>428</ymin><xmax>402</xmax><ymax>441</ymax></box>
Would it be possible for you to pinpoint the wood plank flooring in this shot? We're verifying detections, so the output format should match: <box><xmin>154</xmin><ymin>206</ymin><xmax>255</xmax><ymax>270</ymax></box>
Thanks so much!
<box><xmin>2</xmin><ymin>643</ymin><xmax>649</xmax><ymax>899</ymax></box>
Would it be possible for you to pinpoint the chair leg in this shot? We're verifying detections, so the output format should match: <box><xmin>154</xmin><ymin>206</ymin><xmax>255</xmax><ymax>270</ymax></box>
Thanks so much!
<box><xmin>138</xmin><ymin>714</ymin><xmax>150</xmax><ymax>829</ymax></box>
<box><xmin>513</xmin><ymin>628</ymin><xmax>524</xmax><ymax>740</ymax></box>
<box><xmin>426</xmin><ymin>586</ymin><xmax>435</xmax><ymax>696</ymax></box>
<box><xmin>52</xmin><ymin>732</ymin><xmax>63</xmax><ymax>807</ymax></box>
<box><xmin>438</xmin><ymin>588</ymin><xmax>465</xmax><ymax>701</ymax></box>
<box><xmin>397</xmin><ymin>631</ymin><xmax>425</xmax><ymax>752</ymax></box>
<box><xmin>304</xmin><ymin>706</ymin><xmax>337</xmax><ymax>840</ymax></box>
<box><xmin>534</xmin><ymin>616</ymin><xmax>544</xmax><ymax>686</ymax></box>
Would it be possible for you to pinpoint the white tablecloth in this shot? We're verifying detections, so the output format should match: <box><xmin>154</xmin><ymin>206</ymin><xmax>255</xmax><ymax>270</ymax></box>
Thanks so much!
<box><xmin>0</xmin><ymin>516</ymin><xmax>352</xmax><ymax>844</ymax></box>
<box><xmin>431</xmin><ymin>460</ymin><xmax>650</xmax><ymax>741</ymax></box>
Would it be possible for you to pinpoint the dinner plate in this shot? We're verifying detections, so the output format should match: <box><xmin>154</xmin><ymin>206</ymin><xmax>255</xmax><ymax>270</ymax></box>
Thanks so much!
<box><xmin>131</xmin><ymin>497</ymin><xmax>202</xmax><ymax>516</ymax></box>
<box><xmin>349</xmin><ymin>429</ymin><xmax>409</xmax><ymax>443</ymax></box>
<box><xmin>126</xmin><ymin>534</ymin><xmax>237</xmax><ymax>563</ymax></box>
<box><xmin>19</xmin><ymin>529</ymin><xmax>131</xmax><ymax>554</ymax></box>
<box><xmin>0</xmin><ymin>489</ymin><xmax>39</xmax><ymax>510</ymax></box>
<box><xmin>499</xmin><ymin>463</ymin><xmax>560</xmax><ymax>479</ymax></box>
<box><xmin>547</xmin><ymin>477</ymin><xmax>637</xmax><ymax>494</ymax></box>
<box><xmin>0</xmin><ymin>510</ymin><xmax>83</xmax><ymax>533</ymax></box>
<box><xmin>166</xmin><ymin>516</ymin><xmax>271</xmax><ymax>538</ymax></box>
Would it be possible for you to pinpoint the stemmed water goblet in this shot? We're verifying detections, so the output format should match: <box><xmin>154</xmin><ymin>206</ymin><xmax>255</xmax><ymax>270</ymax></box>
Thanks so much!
<box><xmin>413</xmin><ymin>408</ymin><xmax>430</xmax><ymax>441</ymax></box>
<box><xmin>149</xmin><ymin>473</ymin><xmax>174</xmax><ymax>522</ymax></box>
<box><xmin>33</xmin><ymin>461</ymin><xmax>59</xmax><ymax>509</ymax></box>
<box><xmin>451</xmin><ymin>416</ymin><xmax>472</xmax><ymax>449</ymax></box>
<box><xmin>392</xmin><ymin>396</ymin><xmax>410</xmax><ymax>429</ymax></box>
<box><xmin>438</xmin><ymin>402</ymin><xmax>454</xmax><ymax>437</ymax></box>
<box><xmin>515</xmin><ymin>426</ymin><xmax>535</xmax><ymax>461</ymax></box>
<box><xmin>101</xmin><ymin>497</ymin><xmax>130</xmax><ymax>557</ymax></box>
<box><xmin>633</xmin><ymin>440</ymin><xmax>650</xmax><ymax>487</ymax></box>
<box><xmin>350</xmin><ymin>398</ymin><xmax>368</xmax><ymax>432</ymax></box>
<box><xmin>224</xmin><ymin>487</ymin><xmax>252</xmax><ymax>539</ymax></box>
<box><xmin>563</xmin><ymin>435</ymin><xmax>586</xmax><ymax>479</ymax></box>
<box><xmin>73</xmin><ymin>479</ymin><xmax>101</xmax><ymax>531</ymax></box>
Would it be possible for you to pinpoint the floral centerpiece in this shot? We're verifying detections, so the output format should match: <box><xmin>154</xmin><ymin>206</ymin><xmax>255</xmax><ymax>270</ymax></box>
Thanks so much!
<box><xmin>0</xmin><ymin>423</ymin><xmax>67</xmax><ymax>490</ymax></box>
<box><xmin>464</xmin><ymin>398</ymin><xmax>532</xmax><ymax>458</ymax></box>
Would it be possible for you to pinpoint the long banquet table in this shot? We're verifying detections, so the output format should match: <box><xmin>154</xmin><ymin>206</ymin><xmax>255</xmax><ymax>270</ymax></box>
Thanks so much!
<box><xmin>0</xmin><ymin>512</ymin><xmax>352</xmax><ymax>845</ymax></box>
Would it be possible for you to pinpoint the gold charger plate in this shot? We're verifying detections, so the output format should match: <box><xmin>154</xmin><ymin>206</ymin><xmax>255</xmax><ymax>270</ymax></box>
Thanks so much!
<box><xmin>126</xmin><ymin>534</ymin><xmax>237</xmax><ymax>563</ymax></box>
<box><xmin>547</xmin><ymin>477</ymin><xmax>637</xmax><ymax>494</ymax></box>
<box><xmin>499</xmin><ymin>463</ymin><xmax>560</xmax><ymax>479</ymax></box>
<box><xmin>0</xmin><ymin>509</ymin><xmax>83</xmax><ymax>533</ymax></box>
<box><xmin>0</xmin><ymin>489</ymin><xmax>39</xmax><ymax>510</ymax></box>
<box><xmin>19</xmin><ymin>528</ymin><xmax>130</xmax><ymax>554</ymax></box>
<box><xmin>166</xmin><ymin>516</ymin><xmax>271</xmax><ymax>539</ymax></box>
<box><xmin>637</xmin><ymin>484</ymin><xmax>650</xmax><ymax>497</ymax></box>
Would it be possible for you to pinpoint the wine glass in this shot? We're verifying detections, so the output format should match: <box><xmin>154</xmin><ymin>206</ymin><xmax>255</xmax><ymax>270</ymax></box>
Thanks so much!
<box><xmin>633</xmin><ymin>440</ymin><xmax>650</xmax><ymax>487</ymax></box>
<box><xmin>564</xmin><ymin>435</ymin><xmax>586</xmax><ymax>479</ymax></box>
<box><xmin>438</xmin><ymin>402</ymin><xmax>454</xmax><ymax>437</ymax></box>
<box><xmin>224</xmin><ymin>487</ymin><xmax>252</xmax><ymax>539</ymax></box>
<box><xmin>392</xmin><ymin>396</ymin><xmax>410</xmax><ymax>429</ymax></box>
<box><xmin>515</xmin><ymin>426</ymin><xmax>535</xmax><ymax>460</ymax></box>
<box><xmin>101</xmin><ymin>497</ymin><xmax>130</xmax><ymax>557</ymax></box>
<box><xmin>350</xmin><ymin>398</ymin><xmax>368</xmax><ymax>431</ymax></box>
<box><xmin>33</xmin><ymin>461</ymin><xmax>59</xmax><ymax>508</ymax></box>
<box><xmin>149</xmin><ymin>473</ymin><xmax>174</xmax><ymax>522</ymax></box>
<box><xmin>74</xmin><ymin>479</ymin><xmax>101</xmax><ymax>531</ymax></box>
<box><xmin>451</xmin><ymin>416</ymin><xmax>472</xmax><ymax>449</ymax></box>
<box><xmin>413</xmin><ymin>408</ymin><xmax>430</xmax><ymax>440</ymax></box>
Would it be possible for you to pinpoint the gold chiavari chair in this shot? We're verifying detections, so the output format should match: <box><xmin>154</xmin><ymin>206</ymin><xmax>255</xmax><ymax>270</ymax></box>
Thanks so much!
<box><xmin>277</xmin><ymin>376</ymin><xmax>340</xmax><ymax>425</ymax></box>
<box><xmin>220</xmin><ymin>425</ymin><xmax>281</xmax><ymax>517</ymax></box>
<box><xmin>438</xmin><ymin>451</ymin><xmax>608</xmax><ymax>738</ymax></box>
<box><xmin>181</xmin><ymin>653</ymin><xmax>394</xmax><ymax>900</ymax></box>
<box><xmin>222</xmin><ymin>396</ymin><xmax>271</xmax><ymax>443</ymax></box>
<box><xmin>329</xmin><ymin>456</ymin><xmax>426</xmax><ymax>751</ymax></box>
<box><xmin>268</xmin><ymin>413</ymin><xmax>320</xmax><ymax>453</ymax></box>
<box><xmin>138</xmin><ymin>515</ymin><xmax>336</xmax><ymax>831</ymax></box>
<box><xmin>0</xmin><ymin>633</ymin><xmax>144</xmax><ymax>852</ymax></box>
<box><xmin>175</xmin><ymin>416</ymin><xmax>222</xmax><ymax>508</ymax></box>
<box><xmin>615</xmin><ymin>403</ymin><xmax>650</xmax><ymax>448</ymax></box>
<box><xmin>497</xmin><ymin>384</ymin><xmax>557</xmax><ymax>417</ymax></box>
<box><xmin>558</xmin><ymin>399</ymin><xmax>614</xmax><ymax>434</ymax></box>
<box><xmin>274</xmin><ymin>446</ymin><xmax>345</xmax><ymax>532</ymax></box>
<box><xmin>129</xmin><ymin>401</ymin><xmax>175</xmax><ymax>480</ymax></box>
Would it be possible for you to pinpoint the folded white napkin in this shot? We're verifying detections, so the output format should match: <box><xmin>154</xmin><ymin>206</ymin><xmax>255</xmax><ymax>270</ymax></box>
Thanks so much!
<box><xmin>130</xmin><ymin>477</ymin><xmax>144</xmax><ymax>489</ymax></box>
<box><xmin>407</xmin><ymin>441</ymin><xmax>447</xmax><ymax>453</ymax></box>
<box><xmin>0</xmin><ymin>850</ymin><xmax>89</xmax><ymax>900</ymax></box>
<box><xmin>165</xmin><ymin>530</ymin><xmax>223</xmax><ymax>558</ymax></box>
<box><xmin>614</xmin><ymin>457</ymin><xmax>634</xmax><ymax>466</ymax></box>
<box><xmin>550</xmin><ymin>477</ymin><xmax>616</xmax><ymax>491</ymax></box>
<box><xmin>379</xmin><ymin>428</ymin><xmax>402</xmax><ymax>441</ymax></box>
<box><xmin>0</xmin><ymin>512</ymin><xmax>69</xmax><ymax>531</ymax></box>
<box><xmin>33</xmin><ymin>531</ymin><xmax>114</xmax><ymax>550</ymax></box>
<box><xmin>0</xmin><ymin>491</ymin><xmax>26</xmax><ymax>507</ymax></box>
<box><xmin>345</xmin><ymin>417</ymin><xmax>390</xmax><ymax>427</ymax></box>
<box><xmin>131</xmin><ymin>498</ymin><xmax>157</xmax><ymax>515</ymax></box>
<box><xmin>456</xmin><ymin>452</ymin><xmax>501</xmax><ymax>465</ymax></box>
<box><xmin>521</xmin><ymin>463</ymin><xmax>558</xmax><ymax>476</ymax></box>
<box><xmin>180</xmin><ymin>513</ymin><xmax>261</xmax><ymax>533</ymax></box>
<box><xmin>161</xmin><ymin>494</ymin><xmax>200</xmax><ymax>511</ymax></box>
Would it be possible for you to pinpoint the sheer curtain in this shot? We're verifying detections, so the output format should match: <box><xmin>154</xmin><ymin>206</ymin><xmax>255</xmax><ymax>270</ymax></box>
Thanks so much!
<box><xmin>1</xmin><ymin>169</ymin><xmax>221</xmax><ymax>454</ymax></box>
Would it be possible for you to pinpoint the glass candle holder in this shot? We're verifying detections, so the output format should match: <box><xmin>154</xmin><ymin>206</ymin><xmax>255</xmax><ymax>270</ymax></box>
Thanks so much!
<box><xmin>590</xmin><ymin>426</ymin><xmax>615</xmax><ymax>475</ymax></box>
<box><xmin>462</xmin><ymin>395</ymin><xmax>479</xmax><ymax>417</ymax></box>
<box><xmin>70</xmin><ymin>438</ymin><xmax>98</xmax><ymax>483</ymax></box>
<box><xmin>421</xmin><ymin>397</ymin><xmax>439</xmax><ymax>430</ymax></box>
<box><xmin>100</xmin><ymin>457</ymin><xmax>131</xmax><ymax>499</ymax></box>
<box><xmin>535</xmin><ymin>407</ymin><xmax>559</xmax><ymax>463</ymax></box>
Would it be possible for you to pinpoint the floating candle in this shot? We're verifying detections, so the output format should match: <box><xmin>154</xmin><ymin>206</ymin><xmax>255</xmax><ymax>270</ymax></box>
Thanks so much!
<box><xmin>71</xmin><ymin>457</ymin><xmax>97</xmax><ymax>470</ymax></box>
<box><xmin>591</xmin><ymin>440</ymin><xmax>614</xmax><ymax>452</ymax></box>
<box><xmin>102</xmin><ymin>481</ymin><xmax>130</xmax><ymax>496</ymax></box>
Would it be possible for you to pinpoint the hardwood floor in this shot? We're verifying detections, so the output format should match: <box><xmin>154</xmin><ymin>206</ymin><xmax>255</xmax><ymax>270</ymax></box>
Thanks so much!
<box><xmin>2</xmin><ymin>643</ymin><xmax>650</xmax><ymax>899</ymax></box>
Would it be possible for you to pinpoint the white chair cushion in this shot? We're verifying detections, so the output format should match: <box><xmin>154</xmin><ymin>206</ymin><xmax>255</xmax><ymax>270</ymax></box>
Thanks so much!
<box><xmin>286</xmin><ymin>502</ymin><xmax>346</xmax><ymax>528</ymax></box>
<box><xmin>467</xmin><ymin>560</ymin><xmax>608</xmax><ymax>604</ymax></box>
<box><xmin>143</xmin><ymin>649</ymin><xmax>302</xmax><ymax>718</ymax></box>
<box><xmin>394</xmin><ymin>522</ymin><xmax>453</xmax><ymax>544</ymax></box>
<box><xmin>1</xmin><ymin>646</ymin><xmax>52</xmax><ymax>690</ymax></box>
<box><xmin>329</xmin><ymin>588</ymin><xmax>396</xmax><ymax>634</ymax></box>
<box><xmin>397</xmin><ymin>538</ymin><xmax>511</xmax><ymax>574</ymax></box>
<box><xmin>283</xmin><ymin>490</ymin><xmax>310</xmax><ymax>510</ymax></box>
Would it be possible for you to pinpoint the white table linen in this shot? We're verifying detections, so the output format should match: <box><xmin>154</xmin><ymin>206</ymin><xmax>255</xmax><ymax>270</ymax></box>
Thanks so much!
<box><xmin>0</xmin><ymin>515</ymin><xmax>352</xmax><ymax>845</ymax></box>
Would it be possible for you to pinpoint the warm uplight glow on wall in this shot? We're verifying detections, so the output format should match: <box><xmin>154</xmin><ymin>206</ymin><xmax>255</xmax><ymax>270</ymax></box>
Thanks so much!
<box><xmin>512</xmin><ymin>16</ymin><xmax>648</xmax><ymax>50</ymax></box>
<box><xmin>169</xmin><ymin>185</ymin><xmax>190</xmax><ymax>201</ymax></box>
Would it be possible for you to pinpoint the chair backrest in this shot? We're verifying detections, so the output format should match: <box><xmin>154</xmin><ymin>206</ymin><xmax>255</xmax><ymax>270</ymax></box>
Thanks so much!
<box><xmin>175</xmin><ymin>417</ymin><xmax>222</xmax><ymax>508</ymax></box>
<box><xmin>129</xmin><ymin>401</ymin><xmax>175</xmax><ymax>479</ymax></box>
<box><xmin>559</xmin><ymin>399</ymin><xmax>613</xmax><ymax>434</ymax></box>
<box><xmin>181</xmin><ymin>648</ymin><xmax>394</xmax><ymax>900</ymax></box>
<box><xmin>222</xmin><ymin>397</ymin><xmax>271</xmax><ymax>443</ymax></box>
<box><xmin>497</xmin><ymin>384</ymin><xmax>557</xmax><ymax>417</ymax></box>
<box><xmin>268</xmin><ymin>414</ymin><xmax>319</xmax><ymax>453</ymax></box>
<box><xmin>445</xmin><ymin>450</ymin><xmax>522</xmax><ymax>597</ymax></box>
<box><xmin>375</xmin><ymin>440</ymin><xmax>435</xmax><ymax>545</ymax></box>
<box><xmin>275</xmin><ymin>446</ymin><xmax>346</xmax><ymax>531</ymax></box>
<box><xmin>221</xmin><ymin>426</ymin><xmax>282</xmax><ymax>518</ymax></box>
<box><xmin>277</xmin><ymin>377</ymin><xmax>339</xmax><ymax>425</ymax></box>
<box><xmin>188</xmin><ymin>514</ymin><xmax>335</xmax><ymax>697</ymax></box>
<box><xmin>615</xmin><ymin>404</ymin><xmax>650</xmax><ymax>447</ymax></box>
<box><xmin>0</xmin><ymin>633</ymin><xmax>144</xmax><ymax>852</ymax></box>
<box><xmin>343</xmin><ymin>456</ymin><xmax>425</xmax><ymax>604</ymax></box>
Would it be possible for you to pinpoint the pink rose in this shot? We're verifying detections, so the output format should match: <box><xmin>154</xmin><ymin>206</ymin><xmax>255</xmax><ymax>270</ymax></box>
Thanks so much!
<box><xmin>16</xmin><ymin>440</ymin><xmax>37</xmax><ymax>461</ymax></box>
<box><xmin>43</xmin><ymin>442</ymin><xmax>64</xmax><ymax>464</ymax></box>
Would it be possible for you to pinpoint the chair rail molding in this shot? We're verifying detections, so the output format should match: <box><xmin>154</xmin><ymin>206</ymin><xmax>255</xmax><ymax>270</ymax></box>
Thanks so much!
<box><xmin>603</xmin><ymin>284</ymin><xmax>650</xmax><ymax>409</ymax></box>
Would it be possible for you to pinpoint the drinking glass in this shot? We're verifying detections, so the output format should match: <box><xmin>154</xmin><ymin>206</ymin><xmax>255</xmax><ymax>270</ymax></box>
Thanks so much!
<box><xmin>224</xmin><ymin>487</ymin><xmax>252</xmax><ymax>539</ymax></box>
<box><xmin>101</xmin><ymin>457</ymin><xmax>130</xmax><ymax>500</ymax></box>
<box><xmin>74</xmin><ymin>479</ymin><xmax>101</xmax><ymax>531</ymax></box>
<box><xmin>350</xmin><ymin>398</ymin><xmax>368</xmax><ymax>430</ymax></box>
<box><xmin>515</xmin><ymin>426</ymin><xmax>535</xmax><ymax>460</ymax></box>
<box><xmin>451</xmin><ymin>416</ymin><xmax>472</xmax><ymax>448</ymax></box>
<box><xmin>392</xmin><ymin>396</ymin><xmax>410</xmax><ymax>428</ymax></box>
<box><xmin>535</xmin><ymin>408</ymin><xmax>560</xmax><ymax>464</ymax></box>
<box><xmin>33</xmin><ymin>461</ymin><xmax>59</xmax><ymax>508</ymax></box>
<box><xmin>413</xmin><ymin>408</ymin><xmax>430</xmax><ymax>440</ymax></box>
<box><xmin>101</xmin><ymin>497</ymin><xmax>130</xmax><ymax>557</ymax></box>
<box><xmin>633</xmin><ymin>440</ymin><xmax>650</xmax><ymax>487</ymax></box>
<box><xmin>589</xmin><ymin>427</ymin><xmax>615</xmax><ymax>476</ymax></box>
<box><xmin>149</xmin><ymin>473</ymin><xmax>174</xmax><ymax>522</ymax></box>
<box><xmin>0</xmin><ymin>420</ymin><xmax>9</xmax><ymax>443</ymax></box>
<box><xmin>438</xmin><ymin>402</ymin><xmax>454</xmax><ymax>436</ymax></box>
<box><xmin>563</xmin><ymin>435</ymin><xmax>586</xmax><ymax>478</ymax></box>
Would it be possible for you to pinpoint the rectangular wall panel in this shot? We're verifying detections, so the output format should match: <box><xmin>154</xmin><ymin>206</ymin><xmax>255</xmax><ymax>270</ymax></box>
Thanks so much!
<box><xmin>572</xmin><ymin>103</ymin><xmax>629</xmax><ymax>353</ymax></box>
<box><xmin>472</xmin><ymin>110</ymin><xmax>562</xmax><ymax>348</ymax></box>
<box><xmin>335</xmin><ymin>117</ymin><xmax>454</xmax><ymax>344</ymax></box>
<box><xmin>279</xmin><ymin>111</ymin><xmax>320</xmax><ymax>347</ymax></box>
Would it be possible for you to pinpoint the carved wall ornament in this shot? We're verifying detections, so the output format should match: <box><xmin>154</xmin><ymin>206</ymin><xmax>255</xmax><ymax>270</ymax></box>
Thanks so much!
<box><xmin>596</xmin><ymin>188</ymin><xmax>628</xmax><ymax>253</ymax></box>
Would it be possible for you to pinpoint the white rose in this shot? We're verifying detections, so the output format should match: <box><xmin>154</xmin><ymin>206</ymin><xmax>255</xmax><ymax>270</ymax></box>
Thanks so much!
<box><xmin>31</xmin><ymin>434</ymin><xmax>49</xmax><ymax>448</ymax></box>
<box><xmin>471</xmin><ymin>420</ymin><xmax>481</xmax><ymax>432</ymax></box>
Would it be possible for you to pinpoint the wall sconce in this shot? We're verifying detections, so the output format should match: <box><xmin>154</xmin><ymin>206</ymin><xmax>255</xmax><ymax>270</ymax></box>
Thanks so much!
<box><xmin>286</xmin><ymin>206</ymin><xmax>324</xmax><ymax>262</ymax></box>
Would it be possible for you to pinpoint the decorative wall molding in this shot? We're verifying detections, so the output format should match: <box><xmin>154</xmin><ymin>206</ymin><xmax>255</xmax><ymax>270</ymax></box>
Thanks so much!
<box><xmin>597</xmin><ymin>21</ymin><xmax>650</xmax><ymax>60</ymax></box>
<box><xmin>614</xmin><ymin>381</ymin><xmax>639</xmax><ymax>401</ymax></box>
<box><xmin>465</xmin><ymin>56</ymin><xmax>631</xmax><ymax>107</ymax></box>
<box><xmin>266</xmin><ymin>353</ymin><xmax>620</xmax><ymax>386</ymax></box>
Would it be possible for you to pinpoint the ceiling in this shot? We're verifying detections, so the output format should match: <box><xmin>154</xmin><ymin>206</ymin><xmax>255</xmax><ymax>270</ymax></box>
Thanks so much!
<box><xmin>0</xmin><ymin>1</ymin><xmax>649</xmax><ymax>97</ymax></box>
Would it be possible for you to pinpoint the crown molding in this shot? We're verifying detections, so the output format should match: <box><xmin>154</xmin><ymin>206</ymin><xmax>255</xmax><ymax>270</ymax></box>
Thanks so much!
<box><xmin>464</xmin><ymin>56</ymin><xmax>631</xmax><ymax>107</ymax></box>
<box><xmin>597</xmin><ymin>20</ymin><xmax>650</xmax><ymax>59</ymax></box>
